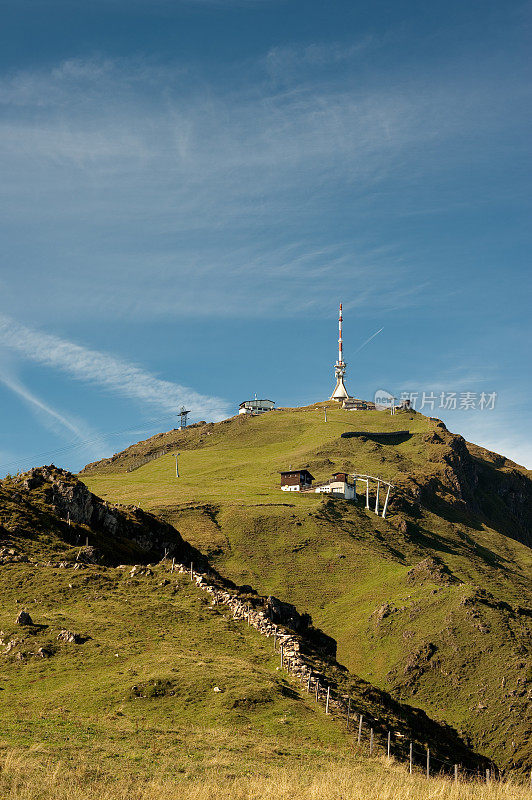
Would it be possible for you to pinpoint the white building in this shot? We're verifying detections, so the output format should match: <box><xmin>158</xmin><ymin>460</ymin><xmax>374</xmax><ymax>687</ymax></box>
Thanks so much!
<box><xmin>312</xmin><ymin>472</ymin><xmax>355</xmax><ymax>499</ymax></box>
<box><xmin>342</xmin><ymin>398</ymin><xmax>376</xmax><ymax>411</ymax></box>
<box><xmin>239</xmin><ymin>398</ymin><xmax>275</xmax><ymax>416</ymax></box>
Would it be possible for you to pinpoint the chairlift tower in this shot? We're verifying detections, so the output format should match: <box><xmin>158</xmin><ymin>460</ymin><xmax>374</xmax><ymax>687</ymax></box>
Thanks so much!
<box><xmin>178</xmin><ymin>406</ymin><xmax>191</xmax><ymax>429</ymax></box>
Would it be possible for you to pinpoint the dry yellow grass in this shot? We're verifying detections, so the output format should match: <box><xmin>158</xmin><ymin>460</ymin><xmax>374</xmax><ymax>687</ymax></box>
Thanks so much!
<box><xmin>1</xmin><ymin>751</ymin><xmax>529</xmax><ymax>800</ymax></box>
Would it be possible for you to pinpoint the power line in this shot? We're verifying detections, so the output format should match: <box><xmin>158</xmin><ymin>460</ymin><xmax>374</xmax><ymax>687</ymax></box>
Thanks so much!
<box><xmin>0</xmin><ymin>414</ymin><xmax>178</xmax><ymax>474</ymax></box>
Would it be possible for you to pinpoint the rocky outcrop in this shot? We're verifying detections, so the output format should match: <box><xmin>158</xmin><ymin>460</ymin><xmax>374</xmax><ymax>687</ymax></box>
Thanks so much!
<box><xmin>391</xmin><ymin>429</ymin><xmax>532</xmax><ymax>548</ymax></box>
<box><xmin>19</xmin><ymin>467</ymin><xmax>199</xmax><ymax>565</ymax></box>
<box><xmin>0</xmin><ymin>547</ymin><xmax>29</xmax><ymax>565</ymax></box>
<box><xmin>15</xmin><ymin>611</ymin><xmax>33</xmax><ymax>625</ymax></box>
<box><xmin>400</xmin><ymin>432</ymin><xmax>479</xmax><ymax>509</ymax></box>
<box><xmin>188</xmin><ymin>568</ymin><xmax>336</xmax><ymax>660</ymax></box>
<box><xmin>407</xmin><ymin>556</ymin><xmax>459</xmax><ymax>586</ymax></box>
<box><xmin>57</xmin><ymin>630</ymin><xmax>84</xmax><ymax>644</ymax></box>
<box><xmin>372</xmin><ymin>602</ymin><xmax>396</xmax><ymax>623</ymax></box>
<box><xmin>266</xmin><ymin>595</ymin><xmax>310</xmax><ymax>632</ymax></box>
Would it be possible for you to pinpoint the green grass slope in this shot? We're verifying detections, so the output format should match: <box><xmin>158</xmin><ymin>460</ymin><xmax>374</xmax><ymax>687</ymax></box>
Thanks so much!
<box><xmin>0</xmin><ymin>467</ymin><xmax>491</xmax><ymax>784</ymax></box>
<box><xmin>0</xmin><ymin>561</ymin><xmax>356</xmax><ymax>779</ymax></box>
<box><xmin>0</xmin><ymin>470</ymin><xmax>359</xmax><ymax>779</ymax></box>
<box><xmin>81</xmin><ymin>403</ymin><xmax>532</xmax><ymax>772</ymax></box>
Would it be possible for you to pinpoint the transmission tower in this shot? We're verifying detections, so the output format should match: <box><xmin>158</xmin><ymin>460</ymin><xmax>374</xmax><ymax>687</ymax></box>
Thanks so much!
<box><xmin>178</xmin><ymin>406</ymin><xmax>191</xmax><ymax>429</ymax></box>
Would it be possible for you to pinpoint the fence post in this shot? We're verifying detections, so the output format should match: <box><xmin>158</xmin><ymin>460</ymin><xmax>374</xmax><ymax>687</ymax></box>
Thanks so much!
<box><xmin>280</xmin><ymin>644</ymin><xmax>284</xmax><ymax>668</ymax></box>
<box><xmin>190</xmin><ymin>562</ymin><xmax>193</xmax><ymax>580</ymax></box>
<box><xmin>426</xmin><ymin>747</ymin><xmax>430</xmax><ymax>779</ymax></box>
<box><xmin>346</xmin><ymin>698</ymin><xmax>351</xmax><ymax>729</ymax></box>
<box><xmin>454</xmin><ymin>764</ymin><xmax>458</xmax><ymax>783</ymax></box>
<box><xmin>325</xmin><ymin>686</ymin><xmax>330</xmax><ymax>715</ymax></box>
<box><xmin>358</xmin><ymin>714</ymin><xmax>363</xmax><ymax>744</ymax></box>
<box><xmin>171</xmin><ymin>557</ymin><xmax>175</xmax><ymax>573</ymax></box>
<box><xmin>369</xmin><ymin>728</ymin><xmax>374</xmax><ymax>756</ymax></box>
<box><xmin>387</xmin><ymin>730</ymin><xmax>391</xmax><ymax>758</ymax></box>
<box><xmin>247</xmin><ymin>603</ymin><xmax>250</xmax><ymax>625</ymax></box>
<box><xmin>409</xmin><ymin>742</ymin><xmax>413</xmax><ymax>774</ymax></box>
<box><xmin>307</xmin><ymin>672</ymin><xmax>311</xmax><ymax>693</ymax></box>
<box><xmin>315</xmin><ymin>679</ymin><xmax>320</xmax><ymax>702</ymax></box>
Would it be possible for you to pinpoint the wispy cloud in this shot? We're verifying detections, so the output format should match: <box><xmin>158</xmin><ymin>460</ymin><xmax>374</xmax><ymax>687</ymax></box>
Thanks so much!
<box><xmin>0</xmin><ymin>50</ymin><xmax>528</xmax><ymax>322</ymax></box>
<box><xmin>0</xmin><ymin>315</ymin><xmax>230</xmax><ymax>420</ymax></box>
<box><xmin>264</xmin><ymin>37</ymin><xmax>379</xmax><ymax>80</ymax></box>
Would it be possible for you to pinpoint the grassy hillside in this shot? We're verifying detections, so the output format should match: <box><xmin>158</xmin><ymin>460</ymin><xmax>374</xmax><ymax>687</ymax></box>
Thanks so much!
<box><xmin>2</xmin><ymin>750</ymin><xmax>532</xmax><ymax>800</ymax></box>
<box><xmin>0</xmin><ymin>469</ymin><xmax>361</xmax><ymax>782</ymax></box>
<box><xmin>6</xmin><ymin>466</ymin><xmax>526</xmax><ymax>800</ymax></box>
<box><xmin>0</xmin><ymin>467</ymin><xmax>495</xmax><ymax>781</ymax></box>
<box><xmin>81</xmin><ymin>403</ymin><xmax>532</xmax><ymax>772</ymax></box>
<box><xmin>0</xmin><ymin>559</ymin><xmax>353</xmax><ymax>778</ymax></box>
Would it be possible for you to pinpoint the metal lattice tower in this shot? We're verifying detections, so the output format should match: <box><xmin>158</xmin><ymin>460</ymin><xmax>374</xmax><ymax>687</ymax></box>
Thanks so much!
<box><xmin>178</xmin><ymin>406</ymin><xmax>191</xmax><ymax>428</ymax></box>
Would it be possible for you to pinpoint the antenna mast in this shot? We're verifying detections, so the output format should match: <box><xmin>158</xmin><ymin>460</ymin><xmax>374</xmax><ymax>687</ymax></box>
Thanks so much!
<box><xmin>330</xmin><ymin>302</ymin><xmax>350</xmax><ymax>401</ymax></box>
<box><xmin>338</xmin><ymin>302</ymin><xmax>343</xmax><ymax>364</ymax></box>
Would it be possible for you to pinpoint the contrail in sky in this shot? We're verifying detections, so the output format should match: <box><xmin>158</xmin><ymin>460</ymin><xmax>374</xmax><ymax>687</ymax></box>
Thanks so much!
<box><xmin>0</xmin><ymin>314</ymin><xmax>230</xmax><ymax>421</ymax></box>
<box><xmin>0</xmin><ymin>372</ymin><xmax>87</xmax><ymax>440</ymax></box>
<box><xmin>354</xmin><ymin>327</ymin><xmax>384</xmax><ymax>353</ymax></box>
<box><xmin>0</xmin><ymin>372</ymin><xmax>107</xmax><ymax>460</ymax></box>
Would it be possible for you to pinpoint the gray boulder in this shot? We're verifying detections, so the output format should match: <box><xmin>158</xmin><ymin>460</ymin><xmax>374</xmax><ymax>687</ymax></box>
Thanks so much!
<box><xmin>57</xmin><ymin>629</ymin><xmax>83</xmax><ymax>644</ymax></box>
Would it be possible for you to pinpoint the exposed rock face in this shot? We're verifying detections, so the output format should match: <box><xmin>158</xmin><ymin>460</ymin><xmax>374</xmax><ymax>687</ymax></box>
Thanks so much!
<box><xmin>265</xmin><ymin>595</ymin><xmax>336</xmax><ymax>657</ymax></box>
<box><xmin>57</xmin><ymin>630</ymin><xmax>83</xmax><ymax>644</ymax></box>
<box><xmin>407</xmin><ymin>556</ymin><xmax>459</xmax><ymax>586</ymax></box>
<box><xmin>21</xmin><ymin>466</ymin><xmax>197</xmax><ymax>565</ymax></box>
<box><xmin>15</xmin><ymin>611</ymin><xmax>33</xmax><ymax>625</ymax></box>
<box><xmin>23</xmin><ymin>470</ymin><xmax>45</xmax><ymax>491</ymax></box>
<box><xmin>129</xmin><ymin>565</ymin><xmax>154</xmax><ymax>578</ymax></box>
<box><xmin>402</xmin><ymin>432</ymin><xmax>479</xmax><ymax>507</ymax></box>
<box><xmin>266</xmin><ymin>596</ymin><xmax>311</xmax><ymax>632</ymax></box>
<box><xmin>372</xmin><ymin>602</ymin><xmax>396</xmax><ymax>623</ymax></box>
<box><xmin>402</xmin><ymin>642</ymin><xmax>439</xmax><ymax>685</ymax></box>
<box><xmin>393</xmin><ymin>429</ymin><xmax>532</xmax><ymax>548</ymax></box>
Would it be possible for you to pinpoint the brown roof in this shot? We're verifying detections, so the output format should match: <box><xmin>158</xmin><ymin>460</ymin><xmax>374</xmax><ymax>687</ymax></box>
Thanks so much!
<box><xmin>280</xmin><ymin>469</ymin><xmax>314</xmax><ymax>480</ymax></box>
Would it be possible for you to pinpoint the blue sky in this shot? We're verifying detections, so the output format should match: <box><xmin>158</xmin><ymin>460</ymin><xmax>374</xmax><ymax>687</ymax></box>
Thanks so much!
<box><xmin>0</xmin><ymin>0</ymin><xmax>531</xmax><ymax>474</ymax></box>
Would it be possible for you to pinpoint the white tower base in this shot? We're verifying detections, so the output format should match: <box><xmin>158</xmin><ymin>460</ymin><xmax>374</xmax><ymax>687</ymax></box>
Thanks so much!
<box><xmin>331</xmin><ymin>376</ymin><xmax>349</xmax><ymax>401</ymax></box>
